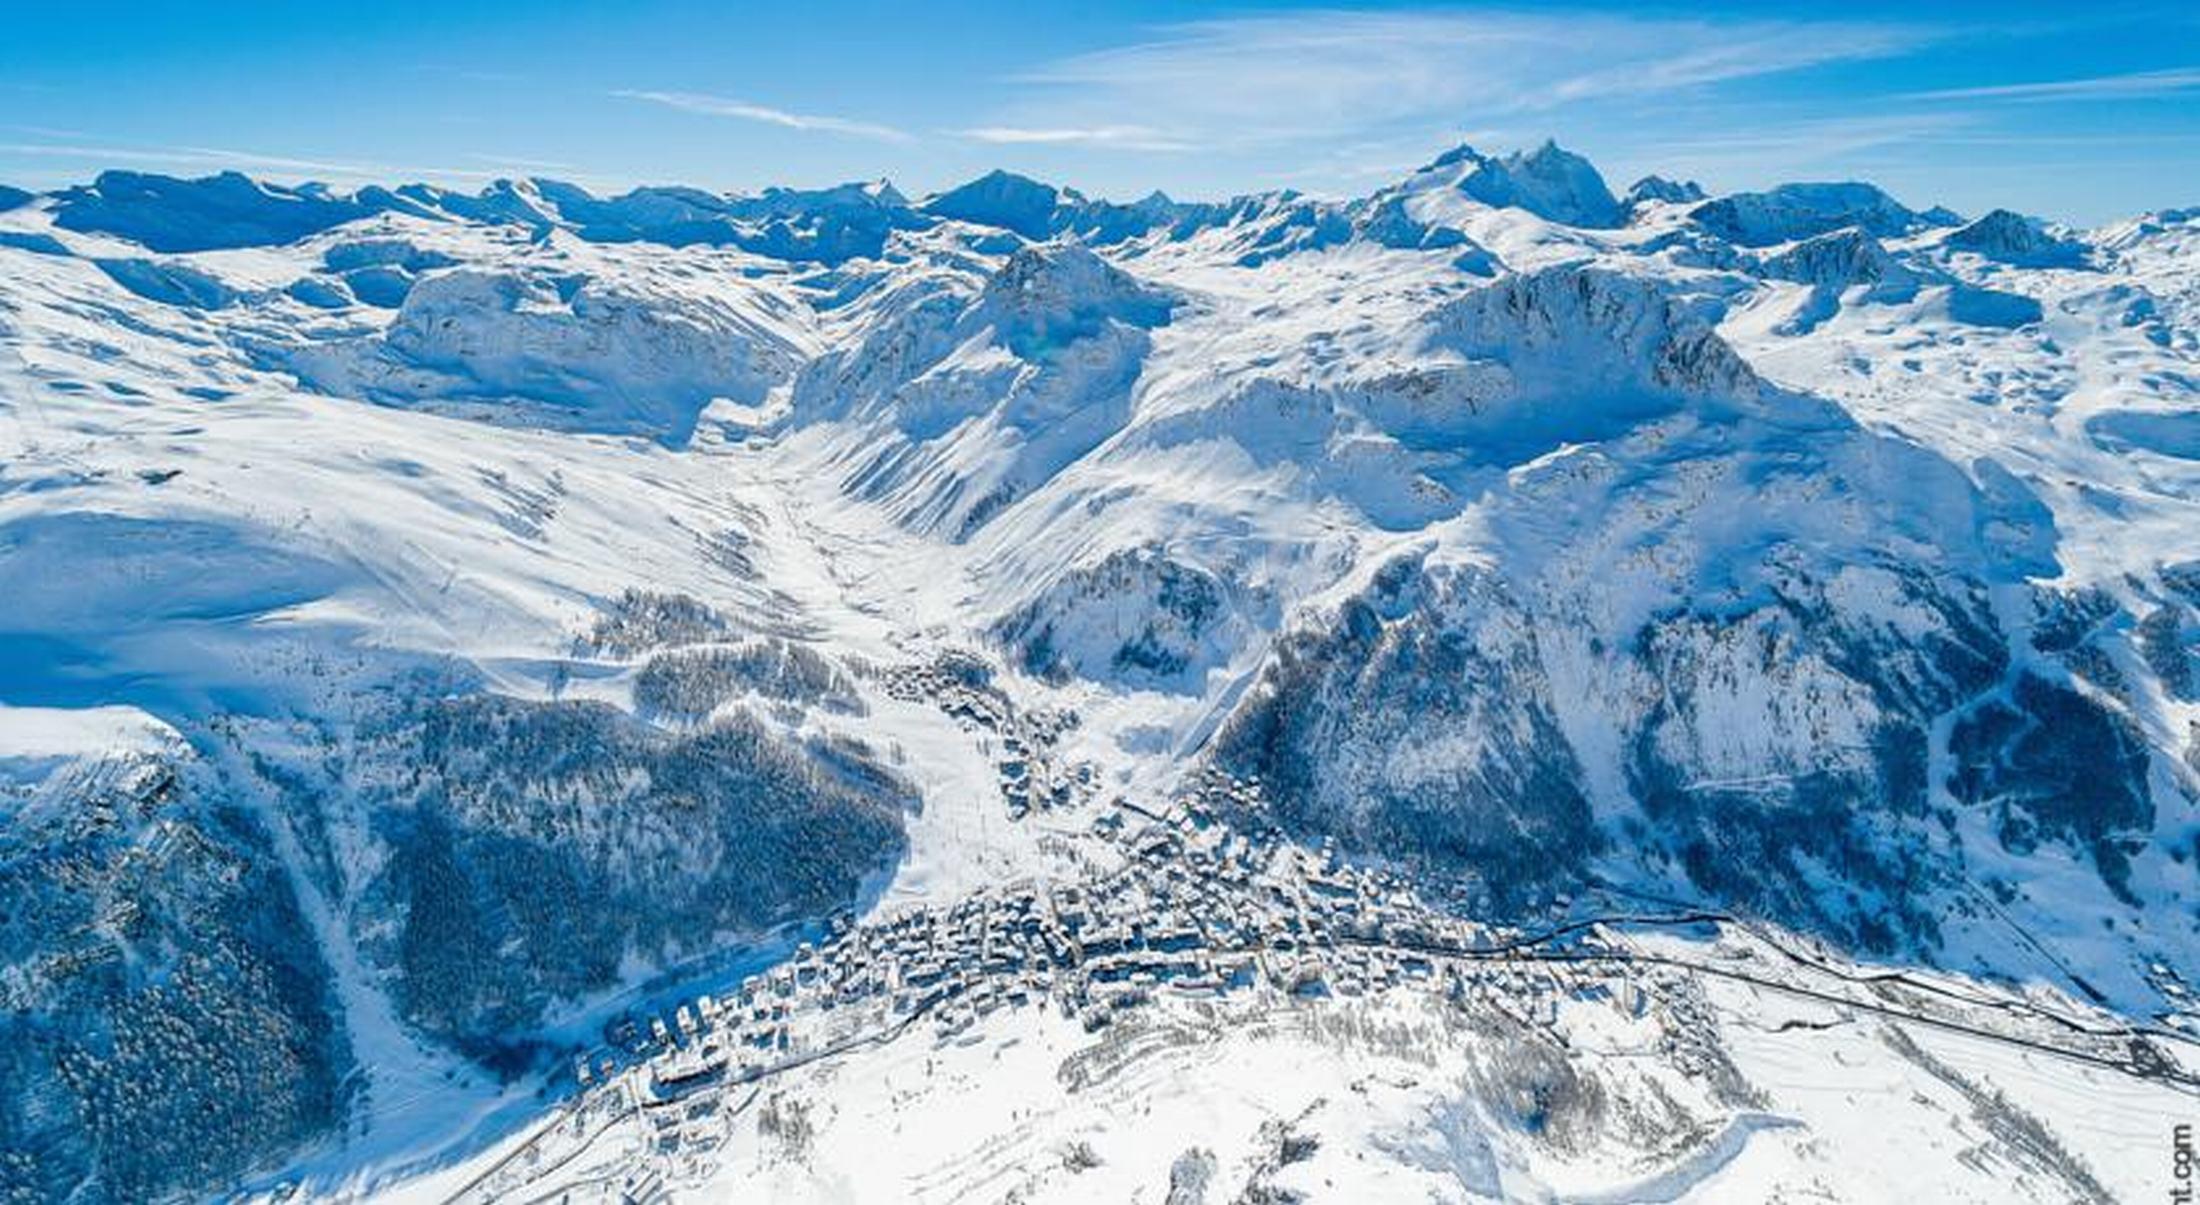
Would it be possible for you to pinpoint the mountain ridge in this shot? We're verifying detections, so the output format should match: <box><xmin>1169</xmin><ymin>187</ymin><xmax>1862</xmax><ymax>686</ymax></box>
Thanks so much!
<box><xmin>13</xmin><ymin>138</ymin><xmax>1996</xmax><ymax>260</ymax></box>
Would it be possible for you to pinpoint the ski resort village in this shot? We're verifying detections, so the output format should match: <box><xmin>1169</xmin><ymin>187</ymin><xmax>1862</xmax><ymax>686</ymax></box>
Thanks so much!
<box><xmin>5</xmin><ymin>23</ymin><xmax>2200</xmax><ymax>1195</ymax></box>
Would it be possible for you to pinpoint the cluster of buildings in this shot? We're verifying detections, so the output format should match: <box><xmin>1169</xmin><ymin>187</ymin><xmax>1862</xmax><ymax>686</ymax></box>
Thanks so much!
<box><xmin>478</xmin><ymin>785</ymin><xmax>1581</xmax><ymax>1204</ymax></box>
<box><xmin>879</xmin><ymin>658</ymin><xmax>1093</xmax><ymax>816</ymax></box>
<box><xmin>572</xmin><ymin>772</ymin><xmax>1658</xmax><ymax>1131</ymax></box>
<box><xmin>456</xmin><ymin>756</ymin><xmax>2164</xmax><ymax>1204</ymax></box>
<box><xmin>2145</xmin><ymin>960</ymin><xmax>2200</xmax><ymax>1038</ymax></box>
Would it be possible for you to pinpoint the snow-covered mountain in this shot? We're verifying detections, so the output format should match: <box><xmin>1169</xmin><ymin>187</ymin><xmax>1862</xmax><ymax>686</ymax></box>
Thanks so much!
<box><xmin>2</xmin><ymin>141</ymin><xmax>2197</xmax><ymax>1203</ymax></box>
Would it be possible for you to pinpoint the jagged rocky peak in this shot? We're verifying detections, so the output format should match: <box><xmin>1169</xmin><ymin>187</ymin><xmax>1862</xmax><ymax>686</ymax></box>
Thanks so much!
<box><xmin>1625</xmin><ymin>174</ymin><xmax>1706</xmax><ymax>208</ymax></box>
<box><xmin>1288</xmin><ymin>265</ymin><xmax>1779</xmax><ymax>471</ymax></box>
<box><xmin>1760</xmin><ymin>227</ymin><xmax>1912</xmax><ymax>290</ymax></box>
<box><xmin>1434</xmin><ymin>264</ymin><xmax>1762</xmax><ymax>403</ymax></box>
<box><xmin>922</xmin><ymin>168</ymin><xmax>1076</xmax><ymax>240</ymax></box>
<box><xmin>1056</xmin><ymin>187</ymin><xmax>1196</xmax><ymax>244</ymax></box>
<box><xmin>1688</xmin><ymin>181</ymin><xmax>1956</xmax><ymax>247</ymax></box>
<box><xmin>0</xmin><ymin>182</ymin><xmax>32</xmax><ymax>211</ymax></box>
<box><xmin>1410</xmin><ymin>138</ymin><xmax>1625</xmax><ymax>228</ymax></box>
<box><xmin>397</xmin><ymin>174</ymin><xmax>558</xmax><ymax>229</ymax></box>
<box><xmin>1945</xmin><ymin>207</ymin><xmax>2086</xmax><ymax>267</ymax></box>
<box><xmin>1757</xmin><ymin>228</ymin><xmax>1929</xmax><ymax>335</ymax></box>
<box><xmin>976</xmin><ymin>242</ymin><xmax>1175</xmax><ymax>339</ymax></box>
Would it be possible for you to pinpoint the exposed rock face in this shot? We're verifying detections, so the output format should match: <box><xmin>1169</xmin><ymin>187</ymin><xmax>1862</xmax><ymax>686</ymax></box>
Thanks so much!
<box><xmin>996</xmin><ymin>546</ymin><xmax>1240</xmax><ymax>693</ymax></box>
<box><xmin>1187</xmin><ymin>265</ymin><xmax>2170</xmax><ymax>955</ymax></box>
<box><xmin>1762</xmin><ymin>229</ymin><xmax>1916</xmax><ymax>295</ymax></box>
<box><xmin>288</xmin><ymin>267</ymin><xmax>806</xmax><ymax>441</ymax></box>
<box><xmin>1627</xmin><ymin>175</ymin><xmax>1707</xmax><ymax>208</ymax></box>
<box><xmin>1946</xmin><ymin>209</ymin><xmax>2086</xmax><ymax>268</ymax></box>
<box><xmin>1429</xmin><ymin>266</ymin><xmax>1760</xmax><ymax>409</ymax></box>
<box><xmin>1211</xmin><ymin>526</ymin><xmax>2171</xmax><ymax>954</ymax></box>
<box><xmin>1760</xmin><ymin>229</ymin><xmax>1921</xmax><ymax>333</ymax></box>
<box><xmin>1215</xmin><ymin>561</ymin><xmax>1605</xmax><ymax>911</ymax></box>
<box><xmin>1418</xmin><ymin>140</ymin><xmax>1626</xmax><ymax>228</ymax></box>
<box><xmin>1211</xmin><ymin>530</ymin><xmax>2034</xmax><ymax>951</ymax></box>
<box><xmin>796</xmin><ymin>244</ymin><xmax>1176</xmax><ymax>538</ymax></box>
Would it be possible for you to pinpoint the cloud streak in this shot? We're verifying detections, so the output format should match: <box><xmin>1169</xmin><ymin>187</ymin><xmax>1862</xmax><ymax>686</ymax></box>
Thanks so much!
<box><xmin>953</xmin><ymin>125</ymin><xmax>1193</xmax><ymax>152</ymax></box>
<box><xmin>985</xmin><ymin>10</ymin><xmax>1933</xmax><ymax>154</ymax></box>
<box><xmin>614</xmin><ymin>89</ymin><xmax>911</xmax><ymax>142</ymax></box>
<box><xmin>1618</xmin><ymin>112</ymin><xmax>1978</xmax><ymax>181</ymax></box>
<box><xmin>0</xmin><ymin>140</ymin><xmax>508</xmax><ymax>183</ymax></box>
<box><xmin>1909</xmin><ymin>66</ymin><xmax>2200</xmax><ymax>102</ymax></box>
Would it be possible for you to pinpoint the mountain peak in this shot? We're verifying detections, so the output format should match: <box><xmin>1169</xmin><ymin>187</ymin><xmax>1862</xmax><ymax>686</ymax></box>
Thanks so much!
<box><xmin>1519</xmin><ymin>137</ymin><xmax>1569</xmax><ymax>166</ymax></box>
<box><xmin>52</xmin><ymin>169</ymin><xmax>384</xmax><ymax>252</ymax></box>
<box><xmin>1945</xmin><ymin>207</ymin><xmax>2084</xmax><ymax>266</ymax></box>
<box><xmin>922</xmin><ymin>169</ymin><xmax>1072</xmax><ymax>240</ymax></box>
<box><xmin>863</xmin><ymin>177</ymin><xmax>908</xmax><ymax>207</ymax></box>
<box><xmin>1413</xmin><ymin>139</ymin><xmax>1622</xmax><ymax>228</ymax></box>
<box><xmin>1422</xmin><ymin>141</ymin><xmax>1488</xmax><ymax>173</ymax></box>
<box><xmin>1626</xmin><ymin>174</ymin><xmax>1706</xmax><ymax>207</ymax></box>
<box><xmin>1689</xmin><ymin>181</ymin><xmax>1931</xmax><ymax>247</ymax></box>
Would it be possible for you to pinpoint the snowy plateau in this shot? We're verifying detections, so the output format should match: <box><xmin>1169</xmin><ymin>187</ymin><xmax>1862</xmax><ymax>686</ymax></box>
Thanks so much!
<box><xmin>0</xmin><ymin>141</ymin><xmax>2197</xmax><ymax>1204</ymax></box>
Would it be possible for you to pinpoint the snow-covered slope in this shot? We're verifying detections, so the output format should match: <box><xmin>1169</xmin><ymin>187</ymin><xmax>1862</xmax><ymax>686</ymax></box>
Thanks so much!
<box><xmin>1</xmin><ymin>143</ymin><xmax>2196</xmax><ymax>1203</ymax></box>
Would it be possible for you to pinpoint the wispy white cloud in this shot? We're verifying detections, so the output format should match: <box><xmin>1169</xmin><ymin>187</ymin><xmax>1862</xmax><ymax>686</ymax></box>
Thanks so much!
<box><xmin>7</xmin><ymin>124</ymin><xmax>95</xmax><ymax>140</ymax></box>
<box><xmin>0</xmin><ymin>140</ymin><xmax>506</xmax><ymax>184</ymax></box>
<box><xmin>614</xmin><ymin>89</ymin><xmax>911</xmax><ymax>143</ymax></box>
<box><xmin>988</xmin><ymin>10</ymin><xmax>1933</xmax><ymax>154</ymax></box>
<box><xmin>465</xmin><ymin>152</ymin><xmax>578</xmax><ymax>171</ymax></box>
<box><xmin>1620</xmin><ymin>112</ymin><xmax>1977</xmax><ymax>180</ymax></box>
<box><xmin>1908</xmin><ymin>66</ymin><xmax>2200</xmax><ymax>102</ymax></box>
<box><xmin>953</xmin><ymin>125</ymin><xmax>1193</xmax><ymax>152</ymax></box>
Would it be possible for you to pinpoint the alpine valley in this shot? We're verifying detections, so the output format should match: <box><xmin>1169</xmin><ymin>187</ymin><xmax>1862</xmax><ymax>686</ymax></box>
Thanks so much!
<box><xmin>2</xmin><ymin>141</ymin><xmax>2197</xmax><ymax>1203</ymax></box>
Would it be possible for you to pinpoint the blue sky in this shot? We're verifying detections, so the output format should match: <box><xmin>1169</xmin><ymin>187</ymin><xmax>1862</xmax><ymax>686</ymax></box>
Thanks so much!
<box><xmin>1</xmin><ymin>1</ymin><xmax>2195</xmax><ymax>224</ymax></box>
